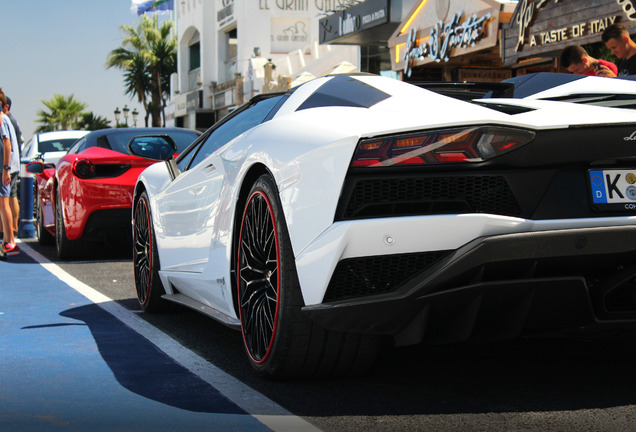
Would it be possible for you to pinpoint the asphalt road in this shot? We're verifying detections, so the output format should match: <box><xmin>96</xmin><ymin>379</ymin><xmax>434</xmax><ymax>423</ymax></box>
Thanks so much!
<box><xmin>21</xmin><ymin>238</ymin><xmax>636</xmax><ymax>431</ymax></box>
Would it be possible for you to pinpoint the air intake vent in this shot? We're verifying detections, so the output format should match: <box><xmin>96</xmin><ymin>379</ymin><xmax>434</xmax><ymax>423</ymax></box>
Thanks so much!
<box><xmin>339</xmin><ymin>175</ymin><xmax>521</xmax><ymax>220</ymax></box>
<box><xmin>324</xmin><ymin>251</ymin><xmax>451</xmax><ymax>302</ymax></box>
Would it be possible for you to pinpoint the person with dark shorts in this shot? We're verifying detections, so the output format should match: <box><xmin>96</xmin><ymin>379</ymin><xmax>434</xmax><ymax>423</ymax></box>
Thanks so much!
<box><xmin>3</xmin><ymin>97</ymin><xmax>21</xmax><ymax>237</ymax></box>
<box><xmin>8</xmin><ymin>170</ymin><xmax>18</xmax><ymax>235</ymax></box>
<box><xmin>0</xmin><ymin>88</ymin><xmax>19</xmax><ymax>258</ymax></box>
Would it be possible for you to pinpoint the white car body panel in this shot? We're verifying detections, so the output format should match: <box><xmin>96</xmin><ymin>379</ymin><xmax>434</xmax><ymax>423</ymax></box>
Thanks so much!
<box><xmin>135</xmin><ymin>74</ymin><xmax>636</xmax><ymax>325</ymax></box>
<box><xmin>524</xmin><ymin>75</ymin><xmax>636</xmax><ymax>100</ymax></box>
<box><xmin>295</xmin><ymin>214</ymin><xmax>636</xmax><ymax>305</ymax></box>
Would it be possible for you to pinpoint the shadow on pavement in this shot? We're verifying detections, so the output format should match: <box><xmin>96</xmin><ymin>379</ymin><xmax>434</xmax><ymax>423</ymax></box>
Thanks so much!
<box><xmin>28</xmin><ymin>303</ymin><xmax>245</xmax><ymax>414</ymax></box>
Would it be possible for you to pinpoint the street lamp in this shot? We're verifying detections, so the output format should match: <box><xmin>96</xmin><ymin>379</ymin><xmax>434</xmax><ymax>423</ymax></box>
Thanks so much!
<box><xmin>132</xmin><ymin>108</ymin><xmax>139</xmax><ymax>127</ymax></box>
<box><xmin>123</xmin><ymin>105</ymin><xmax>130</xmax><ymax>126</ymax></box>
<box><xmin>114</xmin><ymin>107</ymin><xmax>121</xmax><ymax>127</ymax></box>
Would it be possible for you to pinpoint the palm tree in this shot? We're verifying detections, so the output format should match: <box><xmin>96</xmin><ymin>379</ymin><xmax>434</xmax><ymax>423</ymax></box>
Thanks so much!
<box><xmin>107</xmin><ymin>14</ymin><xmax>176</xmax><ymax>127</ymax></box>
<box><xmin>143</xmin><ymin>16</ymin><xmax>177</xmax><ymax>127</ymax></box>
<box><xmin>35</xmin><ymin>94</ymin><xmax>87</xmax><ymax>132</ymax></box>
<box><xmin>108</xmin><ymin>46</ymin><xmax>151</xmax><ymax>127</ymax></box>
<box><xmin>34</xmin><ymin>114</ymin><xmax>56</xmax><ymax>133</ymax></box>
<box><xmin>76</xmin><ymin>112</ymin><xmax>111</xmax><ymax>131</ymax></box>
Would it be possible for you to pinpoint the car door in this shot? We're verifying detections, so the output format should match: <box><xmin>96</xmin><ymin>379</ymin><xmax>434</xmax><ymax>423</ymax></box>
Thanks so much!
<box><xmin>155</xmin><ymin>97</ymin><xmax>280</xmax><ymax>311</ymax></box>
<box><xmin>55</xmin><ymin>136</ymin><xmax>91</xmax><ymax>236</ymax></box>
<box><xmin>154</xmin><ymin>95</ymin><xmax>284</xmax><ymax>307</ymax></box>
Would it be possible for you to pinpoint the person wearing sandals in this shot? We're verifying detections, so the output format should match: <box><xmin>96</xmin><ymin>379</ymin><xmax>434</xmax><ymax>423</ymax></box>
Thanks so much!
<box><xmin>3</xmin><ymin>96</ymin><xmax>21</xmax><ymax>238</ymax></box>
<box><xmin>0</xmin><ymin>88</ymin><xmax>19</xmax><ymax>259</ymax></box>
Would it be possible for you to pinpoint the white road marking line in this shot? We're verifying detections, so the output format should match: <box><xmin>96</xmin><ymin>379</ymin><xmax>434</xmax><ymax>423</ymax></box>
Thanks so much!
<box><xmin>18</xmin><ymin>241</ymin><xmax>321</xmax><ymax>432</ymax></box>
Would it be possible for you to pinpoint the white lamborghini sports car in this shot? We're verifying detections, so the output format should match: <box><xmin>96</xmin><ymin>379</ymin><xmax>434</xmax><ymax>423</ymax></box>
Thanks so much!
<box><xmin>130</xmin><ymin>73</ymin><xmax>636</xmax><ymax>378</ymax></box>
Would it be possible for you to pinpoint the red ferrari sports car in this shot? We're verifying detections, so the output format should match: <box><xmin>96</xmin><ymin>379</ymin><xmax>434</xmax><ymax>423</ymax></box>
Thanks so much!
<box><xmin>27</xmin><ymin>127</ymin><xmax>200</xmax><ymax>259</ymax></box>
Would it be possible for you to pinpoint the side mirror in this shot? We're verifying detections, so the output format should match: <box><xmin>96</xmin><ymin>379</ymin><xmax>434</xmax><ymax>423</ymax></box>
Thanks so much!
<box><xmin>26</xmin><ymin>161</ymin><xmax>44</xmax><ymax>174</ymax></box>
<box><xmin>128</xmin><ymin>135</ymin><xmax>177</xmax><ymax>161</ymax></box>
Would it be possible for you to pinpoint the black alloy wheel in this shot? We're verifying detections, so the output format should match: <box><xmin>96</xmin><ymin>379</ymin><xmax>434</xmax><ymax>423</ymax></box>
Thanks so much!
<box><xmin>238</xmin><ymin>187</ymin><xmax>281</xmax><ymax>364</ymax></box>
<box><xmin>237</xmin><ymin>174</ymin><xmax>383</xmax><ymax>378</ymax></box>
<box><xmin>133</xmin><ymin>191</ymin><xmax>169</xmax><ymax>312</ymax></box>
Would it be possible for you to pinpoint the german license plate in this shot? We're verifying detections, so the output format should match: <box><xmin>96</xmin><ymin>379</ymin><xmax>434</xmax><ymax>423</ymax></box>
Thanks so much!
<box><xmin>589</xmin><ymin>169</ymin><xmax>636</xmax><ymax>211</ymax></box>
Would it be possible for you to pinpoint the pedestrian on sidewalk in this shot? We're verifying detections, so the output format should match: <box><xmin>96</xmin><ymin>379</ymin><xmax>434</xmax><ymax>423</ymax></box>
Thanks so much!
<box><xmin>600</xmin><ymin>23</ymin><xmax>636</xmax><ymax>77</ymax></box>
<box><xmin>0</xmin><ymin>88</ymin><xmax>19</xmax><ymax>258</ymax></box>
<box><xmin>559</xmin><ymin>45</ymin><xmax>618</xmax><ymax>76</ymax></box>
<box><xmin>2</xmin><ymin>96</ymin><xmax>21</xmax><ymax>237</ymax></box>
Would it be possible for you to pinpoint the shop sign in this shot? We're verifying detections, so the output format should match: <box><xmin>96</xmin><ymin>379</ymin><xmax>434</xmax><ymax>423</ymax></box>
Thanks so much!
<box><xmin>259</xmin><ymin>0</ymin><xmax>352</xmax><ymax>12</ymax></box>
<box><xmin>524</xmin><ymin>16</ymin><xmax>618</xmax><ymax>49</ymax></box>
<box><xmin>619</xmin><ymin>0</ymin><xmax>636</xmax><ymax>18</ymax></box>
<box><xmin>319</xmin><ymin>0</ymin><xmax>389</xmax><ymax>44</ymax></box>
<box><xmin>403</xmin><ymin>11</ymin><xmax>492</xmax><ymax>77</ymax></box>
<box><xmin>174</xmin><ymin>94</ymin><xmax>187</xmax><ymax>117</ymax></box>
<box><xmin>514</xmin><ymin>0</ymin><xmax>558</xmax><ymax>51</ymax></box>
<box><xmin>271</xmin><ymin>18</ymin><xmax>310</xmax><ymax>53</ymax></box>
<box><xmin>174</xmin><ymin>91</ymin><xmax>200</xmax><ymax>116</ymax></box>
<box><xmin>186</xmin><ymin>91</ymin><xmax>200</xmax><ymax>113</ymax></box>
<box><xmin>503</xmin><ymin>0</ymin><xmax>636</xmax><ymax>65</ymax></box>
<box><xmin>514</xmin><ymin>0</ymin><xmax>635</xmax><ymax>51</ymax></box>
<box><xmin>217</xmin><ymin>0</ymin><xmax>235</xmax><ymax>27</ymax></box>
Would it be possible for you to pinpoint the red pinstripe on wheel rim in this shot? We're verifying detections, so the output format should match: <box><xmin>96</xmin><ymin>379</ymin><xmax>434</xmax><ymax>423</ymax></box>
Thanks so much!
<box><xmin>237</xmin><ymin>190</ymin><xmax>281</xmax><ymax>364</ymax></box>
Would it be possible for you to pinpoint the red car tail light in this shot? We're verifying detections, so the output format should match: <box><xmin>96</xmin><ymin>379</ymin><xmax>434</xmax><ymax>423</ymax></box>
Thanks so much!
<box><xmin>351</xmin><ymin>126</ymin><xmax>535</xmax><ymax>167</ymax></box>
<box><xmin>72</xmin><ymin>159</ymin><xmax>95</xmax><ymax>179</ymax></box>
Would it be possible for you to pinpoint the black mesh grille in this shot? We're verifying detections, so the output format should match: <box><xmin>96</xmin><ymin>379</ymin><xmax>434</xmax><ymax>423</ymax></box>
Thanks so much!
<box><xmin>324</xmin><ymin>251</ymin><xmax>451</xmax><ymax>302</ymax></box>
<box><xmin>341</xmin><ymin>175</ymin><xmax>521</xmax><ymax>220</ymax></box>
<box><xmin>94</xmin><ymin>164</ymin><xmax>131</xmax><ymax>179</ymax></box>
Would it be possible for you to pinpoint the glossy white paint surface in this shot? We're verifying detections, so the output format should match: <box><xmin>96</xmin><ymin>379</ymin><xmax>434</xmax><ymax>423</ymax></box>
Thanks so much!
<box><xmin>295</xmin><ymin>214</ymin><xmax>636</xmax><ymax>305</ymax></box>
<box><xmin>136</xmin><ymin>74</ymin><xmax>636</xmax><ymax>318</ymax></box>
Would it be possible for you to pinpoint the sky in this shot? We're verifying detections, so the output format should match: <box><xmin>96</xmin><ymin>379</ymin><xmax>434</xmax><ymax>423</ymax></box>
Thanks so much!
<box><xmin>4</xmin><ymin>0</ymin><xmax>158</xmax><ymax>142</ymax></box>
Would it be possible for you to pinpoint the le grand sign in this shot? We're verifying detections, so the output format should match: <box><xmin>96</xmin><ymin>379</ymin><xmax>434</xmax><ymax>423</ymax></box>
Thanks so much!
<box><xmin>503</xmin><ymin>0</ymin><xmax>636</xmax><ymax>65</ymax></box>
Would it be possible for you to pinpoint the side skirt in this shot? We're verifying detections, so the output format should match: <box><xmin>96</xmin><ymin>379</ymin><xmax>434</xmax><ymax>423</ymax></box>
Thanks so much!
<box><xmin>162</xmin><ymin>293</ymin><xmax>241</xmax><ymax>330</ymax></box>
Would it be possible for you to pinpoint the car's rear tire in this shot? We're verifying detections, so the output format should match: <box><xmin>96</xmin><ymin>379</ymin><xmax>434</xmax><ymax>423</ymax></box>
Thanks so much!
<box><xmin>55</xmin><ymin>190</ymin><xmax>89</xmax><ymax>260</ymax></box>
<box><xmin>36</xmin><ymin>196</ymin><xmax>54</xmax><ymax>245</ymax></box>
<box><xmin>237</xmin><ymin>174</ymin><xmax>382</xmax><ymax>378</ymax></box>
<box><xmin>133</xmin><ymin>191</ymin><xmax>171</xmax><ymax>312</ymax></box>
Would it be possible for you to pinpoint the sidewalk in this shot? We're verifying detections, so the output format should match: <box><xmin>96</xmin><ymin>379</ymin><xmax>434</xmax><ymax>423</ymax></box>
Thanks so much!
<box><xmin>0</xmin><ymin>246</ymin><xmax>275</xmax><ymax>431</ymax></box>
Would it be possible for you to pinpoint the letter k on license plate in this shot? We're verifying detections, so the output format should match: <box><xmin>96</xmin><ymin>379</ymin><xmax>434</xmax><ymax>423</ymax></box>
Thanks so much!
<box><xmin>589</xmin><ymin>169</ymin><xmax>636</xmax><ymax>211</ymax></box>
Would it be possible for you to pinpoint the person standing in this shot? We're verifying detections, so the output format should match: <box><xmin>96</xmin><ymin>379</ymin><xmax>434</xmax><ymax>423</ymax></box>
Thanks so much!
<box><xmin>600</xmin><ymin>23</ymin><xmax>636</xmax><ymax>77</ymax></box>
<box><xmin>3</xmin><ymin>96</ymin><xmax>21</xmax><ymax>237</ymax></box>
<box><xmin>0</xmin><ymin>88</ymin><xmax>19</xmax><ymax>258</ymax></box>
<box><xmin>560</xmin><ymin>45</ymin><xmax>618</xmax><ymax>76</ymax></box>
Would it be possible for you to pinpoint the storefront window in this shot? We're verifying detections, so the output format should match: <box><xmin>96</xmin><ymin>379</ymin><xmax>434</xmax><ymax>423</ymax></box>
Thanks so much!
<box><xmin>224</xmin><ymin>28</ymin><xmax>238</xmax><ymax>82</ymax></box>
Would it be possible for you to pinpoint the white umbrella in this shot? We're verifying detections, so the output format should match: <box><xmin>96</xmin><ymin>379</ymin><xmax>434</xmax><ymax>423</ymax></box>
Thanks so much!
<box><xmin>323</xmin><ymin>61</ymin><xmax>359</xmax><ymax>75</ymax></box>
<box><xmin>290</xmin><ymin>71</ymin><xmax>316</xmax><ymax>88</ymax></box>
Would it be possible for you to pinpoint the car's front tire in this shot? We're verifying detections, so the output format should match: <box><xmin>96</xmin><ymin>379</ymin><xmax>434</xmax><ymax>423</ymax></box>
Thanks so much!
<box><xmin>237</xmin><ymin>174</ymin><xmax>382</xmax><ymax>378</ymax></box>
<box><xmin>133</xmin><ymin>191</ymin><xmax>170</xmax><ymax>312</ymax></box>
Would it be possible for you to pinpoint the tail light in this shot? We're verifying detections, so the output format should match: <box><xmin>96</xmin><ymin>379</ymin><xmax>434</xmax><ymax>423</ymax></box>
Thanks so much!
<box><xmin>351</xmin><ymin>126</ymin><xmax>535</xmax><ymax>167</ymax></box>
<box><xmin>71</xmin><ymin>160</ymin><xmax>131</xmax><ymax>179</ymax></box>
<box><xmin>72</xmin><ymin>159</ymin><xmax>95</xmax><ymax>179</ymax></box>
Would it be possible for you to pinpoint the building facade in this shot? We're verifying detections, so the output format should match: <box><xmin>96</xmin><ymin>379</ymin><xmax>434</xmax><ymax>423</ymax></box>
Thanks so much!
<box><xmin>169</xmin><ymin>0</ymin><xmax>362</xmax><ymax>130</ymax></box>
<box><xmin>317</xmin><ymin>0</ymin><xmax>419</xmax><ymax>78</ymax></box>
